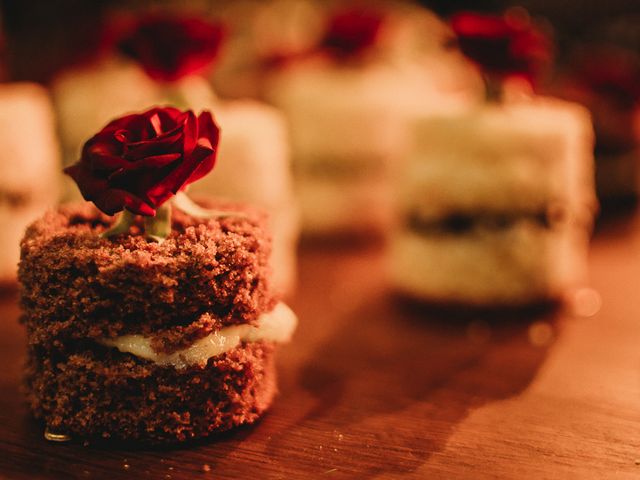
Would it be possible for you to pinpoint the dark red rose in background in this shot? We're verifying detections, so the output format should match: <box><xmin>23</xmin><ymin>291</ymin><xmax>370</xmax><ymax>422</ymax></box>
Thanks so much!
<box><xmin>559</xmin><ymin>46</ymin><xmax>640</xmax><ymax>149</ymax></box>
<box><xmin>321</xmin><ymin>8</ymin><xmax>384</xmax><ymax>59</ymax></box>
<box><xmin>65</xmin><ymin>107</ymin><xmax>219</xmax><ymax>216</ymax></box>
<box><xmin>572</xmin><ymin>47</ymin><xmax>640</xmax><ymax>109</ymax></box>
<box><xmin>117</xmin><ymin>15</ymin><xmax>224</xmax><ymax>82</ymax></box>
<box><xmin>451</xmin><ymin>11</ymin><xmax>551</xmax><ymax>83</ymax></box>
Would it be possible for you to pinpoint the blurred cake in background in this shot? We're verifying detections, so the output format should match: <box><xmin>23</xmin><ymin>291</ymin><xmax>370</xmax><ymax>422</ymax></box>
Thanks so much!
<box><xmin>556</xmin><ymin>46</ymin><xmax>640</xmax><ymax>209</ymax></box>
<box><xmin>52</xmin><ymin>13</ymin><xmax>299</xmax><ymax>295</ymax></box>
<box><xmin>266</xmin><ymin>5</ymin><xmax>480</xmax><ymax>238</ymax></box>
<box><xmin>391</xmin><ymin>11</ymin><xmax>597</xmax><ymax>307</ymax></box>
<box><xmin>0</xmin><ymin>83</ymin><xmax>59</xmax><ymax>283</ymax></box>
<box><xmin>392</xmin><ymin>98</ymin><xmax>596</xmax><ymax>306</ymax></box>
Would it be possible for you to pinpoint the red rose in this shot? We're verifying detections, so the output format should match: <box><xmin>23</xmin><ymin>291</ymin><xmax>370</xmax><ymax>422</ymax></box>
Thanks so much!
<box><xmin>450</xmin><ymin>11</ymin><xmax>551</xmax><ymax>82</ymax></box>
<box><xmin>117</xmin><ymin>15</ymin><xmax>224</xmax><ymax>82</ymax></box>
<box><xmin>321</xmin><ymin>8</ymin><xmax>384</xmax><ymax>59</ymax></box>
<box><xmin>573</xmin><ymin>47</ymin><xmax>640</xmax><ymax>108</ymax></box>
<box><xmin>64</xmin><ymin>107</ymin><xmax>219</xmax><ymax>216</ymax></box>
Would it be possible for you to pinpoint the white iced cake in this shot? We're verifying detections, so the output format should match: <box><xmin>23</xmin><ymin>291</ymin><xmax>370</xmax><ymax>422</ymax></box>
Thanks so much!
<box><xmin>268</xmin><ymin>61</ymin><xmax>418</xmax><ymax>236</ymax></box>
<box><xmin>391</xmin><ymin>96</ymin><xmax>597</xmax><ymax>306</ymax></box>
<box><xmin>266</xmin><ymin>37</ymin><xmax>480</xmax><ymax>238</ymax></box>
<box><xmin>0</xmin><ymin>83</ymin><xmax>59</xmax><ymax>282</ymax></box>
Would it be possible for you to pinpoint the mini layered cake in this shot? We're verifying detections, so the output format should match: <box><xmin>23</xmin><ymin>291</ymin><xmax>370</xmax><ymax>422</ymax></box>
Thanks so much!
<box><xmin>266</xmin><ymin>7</ymin><xmax>477</xmax><ymax>237</ymax></box>
<box><xmin>269</xmin><ymin>62</ymin><xmax>407</xmax><ymax>236</ymax></box>
<box><xmin>20</xmin><ymin>106</ymin><xmax>297</xmax><ymax>443</ymax></box>
<box><xmin>391</xmin><ymin>97</ymin><xmax>597</xmax><ymax>306</ymax></box>
<box><xmin>20</xmin><ymin>202</ymin><xmax>296</xmax><ymax>443</ymax></box>
<box><xmin>270</xmin><ymin>62</ymin><xmax>476</xmax><ymax>237</ymax></box>
<box><xmin>0</xmin><ymin>83</ymin><xmax>59</xmax><ymax>283</ymax></box>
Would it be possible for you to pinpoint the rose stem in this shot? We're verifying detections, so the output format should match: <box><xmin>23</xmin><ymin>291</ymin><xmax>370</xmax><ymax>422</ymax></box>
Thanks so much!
<box><xmin>144</xmin><ymin>203</ymin><xmax>172</xmax><ymax>243</ymax></box>
<box><xmin>172</xmin><ymin>191</ymin><xmax>246</xmax><ymax>219</ymax></box>
<box><xmin>483</xmin><ymin>74</ymin><xmax>504</xmax><ymax>103</ymax></box>
<box><xmin>100</xmin><ymin>210</ymin><xmax>136</xmax><ymax>238</ymax></box>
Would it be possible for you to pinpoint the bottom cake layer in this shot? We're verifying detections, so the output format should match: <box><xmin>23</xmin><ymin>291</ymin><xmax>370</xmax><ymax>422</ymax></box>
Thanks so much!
<box><xmin>390</xmin><ymin>220</ymin><xmax>590</xmax><ymax>306</ymax></box>
<box><xmin>25</xmin><ymin>341</ymin><xmax>276</xmax><ymax>444</ymax></box>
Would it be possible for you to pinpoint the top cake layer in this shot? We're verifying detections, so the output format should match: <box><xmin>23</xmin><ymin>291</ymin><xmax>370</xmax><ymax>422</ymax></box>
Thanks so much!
<box><xmin>267</xmin><ymin>57</ymin><xmax>478</xmax><ymax>164</ymax></box>
<box><xmin>268</xmin><ymin>62</ymin><xmax>413</xmax><ymax>160</ymax></box>
<box><xmin>406</xmin><ymin>96</ymin><xmax>596</xmax><ymax>220</ymax></box>
<box><xmin>19</xmin><ymin>200</ymin><xmax>275</xmax><ymax>349</ymax></box>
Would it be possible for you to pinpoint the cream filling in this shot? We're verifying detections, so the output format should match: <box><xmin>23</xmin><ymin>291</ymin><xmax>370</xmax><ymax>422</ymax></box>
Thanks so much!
<box><xmin>99</xmin><ymin>302</ymin><xmax>297</xmax><ymax>369</ymax></box>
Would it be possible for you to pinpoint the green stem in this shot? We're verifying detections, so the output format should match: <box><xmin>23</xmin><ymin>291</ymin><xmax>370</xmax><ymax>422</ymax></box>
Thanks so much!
<box><xmin>143</xmin><ymin>203</ymin><xmax>172</xmax><ymax>243</ymax></box>
<box><xmin>164</xmin><ymin>87</ymin><xmax>190</xmax><ymax>110</ymax></box>
<box><xmin>100</xmin><ymin>210</ymin><xmax>135</xmax><ymax>238</ymax></box>
<box><xmin>172</xmin><ymin>192</ymin><xmax>246</xmax><ymax>219</ymax></box>
<box><xmin>484</xmin><ymin>74</ymin><xmax>504</xmax><ymax>103</ymax></box>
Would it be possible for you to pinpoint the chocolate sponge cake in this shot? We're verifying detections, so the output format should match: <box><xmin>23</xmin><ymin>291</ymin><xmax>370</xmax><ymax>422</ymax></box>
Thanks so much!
<box><xmin>20</xmin><ymin>201</ymin><xmax>297</xmax><ymax>443</ymax></box>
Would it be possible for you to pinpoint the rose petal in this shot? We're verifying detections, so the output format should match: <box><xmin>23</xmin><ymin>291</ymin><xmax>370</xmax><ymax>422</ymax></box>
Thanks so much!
<box><xmin>181</xmin><ymin>110</ymin><xmax>198</xmax><ymax>156</ymax></box>
<box><xmin>65</xmin><ymin>106</ymin><xmax>221</xmax><ymax>216</ymax></box>
<box><xmin>145</xmin><ymin>143</ymin><xmax>213</xmax><ymax>203</ymax></box>
<box><xmin>117</xmin><ymin>15</ymin><xmax>224</xmax><ymax>82</ymax></box>
<box><xmin>321</xmin><ymin>8</ymin><xmax>384</xmax><ymax>59</ymax></box>
<box><xmin>95</xmin><ymin>188</ymin><xmax>157</xmax><ymax>216</ymax></box>
<box><xmin>197</xmin><ymin>111</ymin><xmax>219</xmax><ymax>149</ymax></box>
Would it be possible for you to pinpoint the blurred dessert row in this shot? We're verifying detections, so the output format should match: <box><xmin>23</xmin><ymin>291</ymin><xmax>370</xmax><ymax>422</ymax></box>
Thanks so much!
<box><xmin>0</xmin><ymin>0</ymin><xmax>638</xmax><ymax>309</ymax></box>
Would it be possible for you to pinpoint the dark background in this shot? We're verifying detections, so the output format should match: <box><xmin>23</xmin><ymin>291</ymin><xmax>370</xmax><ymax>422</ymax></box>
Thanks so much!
<box><xmin>1</xmin><ymin>0</ymin><xmax>639</xmax><ymax>83</ymax></box>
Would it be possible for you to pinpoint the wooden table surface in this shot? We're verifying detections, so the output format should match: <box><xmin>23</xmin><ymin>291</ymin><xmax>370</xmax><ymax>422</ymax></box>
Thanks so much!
<box><xmin>1</xmin><ymin>212</ymin><xmax>639</xmax><ymax>479</ymax></box>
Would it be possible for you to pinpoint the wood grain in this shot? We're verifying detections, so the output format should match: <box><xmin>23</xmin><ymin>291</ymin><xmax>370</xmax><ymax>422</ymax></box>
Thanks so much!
<box><xmin>1</xmin><ymin>212</ymin><xmax>639</xmax><ymax>479</ymax></box>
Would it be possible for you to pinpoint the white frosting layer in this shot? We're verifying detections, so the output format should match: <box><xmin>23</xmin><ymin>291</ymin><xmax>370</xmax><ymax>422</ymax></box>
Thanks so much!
<box><xmin>100</xmin><ymin>303</ymin><xmax>297</xmax><ymax>369</ymax></box>
<box><xmin>406</xmin><ymin>96</ymin><xmax>596</xmax><ymax>219</ymax></box>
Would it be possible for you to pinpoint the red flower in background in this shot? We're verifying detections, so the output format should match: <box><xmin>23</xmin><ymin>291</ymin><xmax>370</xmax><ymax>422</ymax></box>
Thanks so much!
<box><xmin>451</xmin><ymin>11</ymin><xmax>551</xmax><ymax>83</ymax></box>
<box><xmin>321</xmin><ymin>8</ymin><xmax>384</xmax><ymax>59</ymax></box>
<box><xmin>65</xmin><ymin>107</ymin><xmax>219</xmax><ymax>216</ymax></box>
<box><xmin>117</xmin><ymin>15</ymin><xmax>224</xmax><ymax>82</ymax></box>
<box><xmin>574</xmin><ymin>47</ymin><xmax>640</xmax><ymax>109</ymax></box>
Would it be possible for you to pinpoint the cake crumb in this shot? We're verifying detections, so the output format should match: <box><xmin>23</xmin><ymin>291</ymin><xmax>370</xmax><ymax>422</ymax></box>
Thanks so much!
<box><xmin>202</xmin><ymin>464</ymin><xmax>211</xmax><ymax>472</ymax></box>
